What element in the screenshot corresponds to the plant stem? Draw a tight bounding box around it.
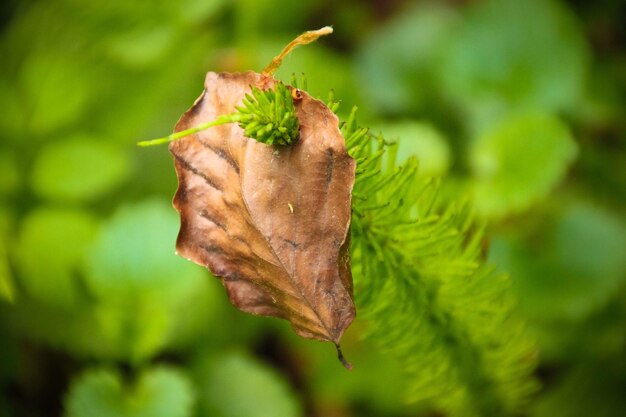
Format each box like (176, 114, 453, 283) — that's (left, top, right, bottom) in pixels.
(137, 114, 237, 147)
(262, 26, 333, 76)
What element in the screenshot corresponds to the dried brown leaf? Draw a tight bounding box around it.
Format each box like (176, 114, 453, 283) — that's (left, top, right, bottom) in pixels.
(169, 71, 356, 355)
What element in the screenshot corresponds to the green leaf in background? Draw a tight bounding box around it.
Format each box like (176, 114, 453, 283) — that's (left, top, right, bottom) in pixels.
(85, 199, 204, 299)
(491, 203, 626, 323)
(0, 150, 20, 198)
(64, 366, 195, 417)
(470, 112, 577, 218)
(0, 203, 14, 303)
(14, 208, 99, 308)
(8, 203, 219, 362)
(9, 300, 120, 359)
(1, 1, 101, 139)
(552, 204, 626, 288)
(193, 351, 303, 417)
(30, 135, 131, 202)
(104, 26, 176, 69)
(0, 240, 15, 303)
(0, 206, 14, 238)
(19, 51, 94, 136)
(0, 78, 26, 137)
(298, 333, 416, 416)
(440, 0, 589, 114)
(174, 0, 228, 25)
(84, 200, 210, 362)
(8, 284, 216, 362)
(93, 297, 171, 363)
(532, 297, 626, 363)
(531, 363, 626, 417)
(375, 121, 451, 178)
(233, 0, 320, 46)
(356, 2, 458, 114)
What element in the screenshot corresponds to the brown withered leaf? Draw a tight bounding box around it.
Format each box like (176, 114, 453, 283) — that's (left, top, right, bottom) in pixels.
(169, 71, 356, 358)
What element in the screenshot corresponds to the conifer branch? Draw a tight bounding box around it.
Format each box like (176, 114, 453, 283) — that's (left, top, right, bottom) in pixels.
(338, 105, 539, 416)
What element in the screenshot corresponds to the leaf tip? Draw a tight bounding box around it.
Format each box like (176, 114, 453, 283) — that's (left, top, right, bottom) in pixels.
(335, 343, 353, 371)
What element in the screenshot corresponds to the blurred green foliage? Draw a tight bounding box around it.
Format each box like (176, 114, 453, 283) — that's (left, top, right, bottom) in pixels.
(192, 351, 303, 417)
(470, 112, 577, 218)
(1, 0, 625, 416)
(65, 366, 195, 417)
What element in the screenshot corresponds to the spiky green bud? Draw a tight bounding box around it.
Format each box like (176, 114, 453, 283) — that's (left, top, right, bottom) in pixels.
(235, 83, 299, 146)
(137, 82, 299, 148)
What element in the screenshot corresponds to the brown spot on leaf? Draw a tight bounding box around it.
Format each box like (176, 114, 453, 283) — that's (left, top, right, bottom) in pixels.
(169, 71, 356, 347)
(326, 148, 334, 184)
(292, 88, 303, 101)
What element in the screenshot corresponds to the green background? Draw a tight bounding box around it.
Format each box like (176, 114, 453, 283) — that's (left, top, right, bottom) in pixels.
(1, 0, 625, 416)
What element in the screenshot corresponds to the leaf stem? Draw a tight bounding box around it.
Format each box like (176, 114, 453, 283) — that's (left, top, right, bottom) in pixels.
(335, 343, 353, 371)
(137, 114, 237, 147)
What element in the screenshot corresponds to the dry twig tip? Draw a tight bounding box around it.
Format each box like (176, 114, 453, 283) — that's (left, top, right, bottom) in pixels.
(262, 26, 334, 75)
